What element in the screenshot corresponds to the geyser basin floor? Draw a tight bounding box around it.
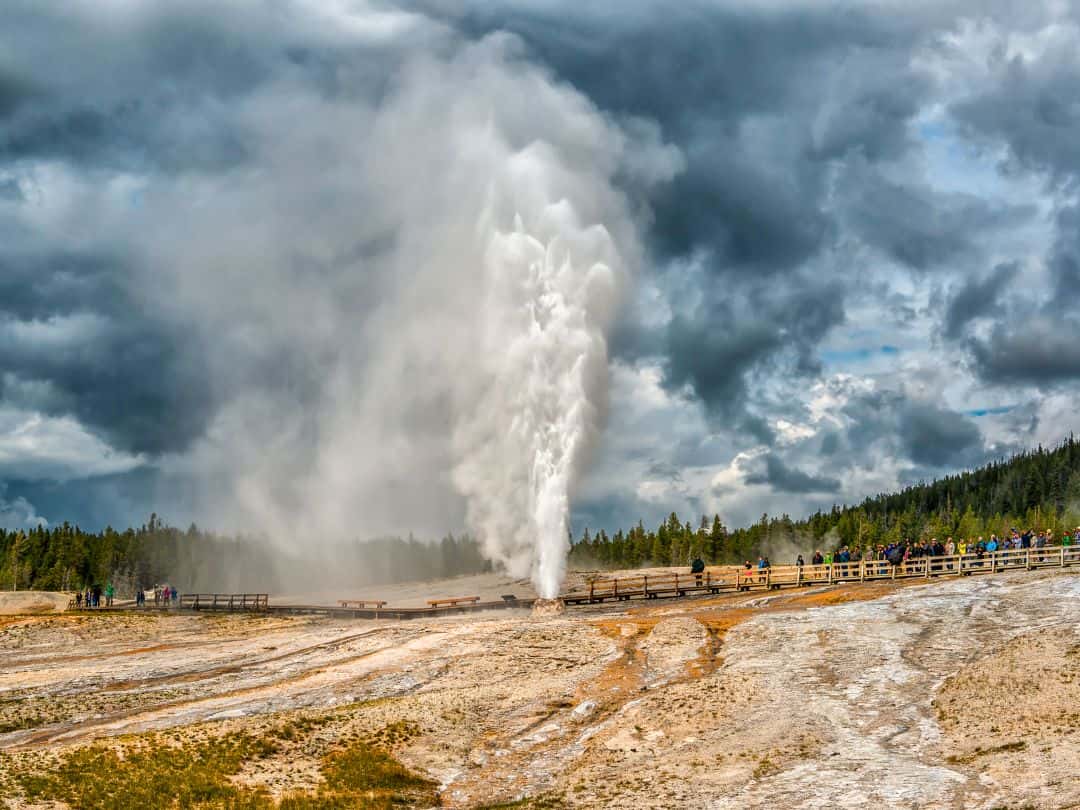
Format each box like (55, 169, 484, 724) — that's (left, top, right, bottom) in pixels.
(1, 569, 1078, 809)
(531, 598, 566, 617)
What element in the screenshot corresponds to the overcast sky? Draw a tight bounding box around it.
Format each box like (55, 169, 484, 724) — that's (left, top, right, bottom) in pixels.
(3, 0, 1080, 536)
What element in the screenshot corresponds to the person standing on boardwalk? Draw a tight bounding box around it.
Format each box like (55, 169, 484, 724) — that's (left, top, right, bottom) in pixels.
(105, 583, 114, 607)
(691, 555, 705, 585)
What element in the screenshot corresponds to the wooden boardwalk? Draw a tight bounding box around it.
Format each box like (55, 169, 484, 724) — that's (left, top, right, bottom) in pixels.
(67, 545, 1079, 619)
(73, 594, 532, 620)
(562, 545, 1080, 604)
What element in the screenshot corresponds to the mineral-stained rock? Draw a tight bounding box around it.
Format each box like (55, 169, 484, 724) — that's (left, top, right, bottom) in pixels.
(531, 598, 566, 617)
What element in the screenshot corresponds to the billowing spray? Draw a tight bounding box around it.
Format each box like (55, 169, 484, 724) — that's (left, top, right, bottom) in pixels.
(454, 205, 619, 598)
(143, 33, 682, 598)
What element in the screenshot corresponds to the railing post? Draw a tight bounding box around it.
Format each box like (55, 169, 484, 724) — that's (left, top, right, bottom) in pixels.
(1026, 549, 1033, 570)
(643, 575, 648, 597)
(859, 561, 864, 582)
(828, 565, 833, 585)
(589, 580, 594, 601)
(766, 568, 771, 588)
(613, 578, 618, 598)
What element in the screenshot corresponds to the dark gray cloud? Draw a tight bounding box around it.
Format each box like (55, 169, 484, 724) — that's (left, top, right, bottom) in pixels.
(659, 277, 845, 435)
(445, 3, 932, 277)
(0, 2, 433, 175)
(952, 45, 1080, 182)
(969, 325, 1080, 384)
(951, 37, 1080, 383)
(1, 468, 175, 532)
(664, 314, 782, 419)
(898, 401, 984, 467)
(0, 70, 37, 119)
(959, 198, 1080, 388)
(0, 248, 217, 454)
(840, 170, 1032, 271)
(746, 454, 841, 494)
(943, 262, 1019, 339)
(1049, 205, 1080, 306)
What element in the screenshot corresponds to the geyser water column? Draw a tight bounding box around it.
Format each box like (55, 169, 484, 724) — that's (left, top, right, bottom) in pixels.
(452, 200, 620, 601)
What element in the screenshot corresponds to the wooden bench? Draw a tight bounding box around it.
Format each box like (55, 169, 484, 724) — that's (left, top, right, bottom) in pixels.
(426, 596, 480, 608)
(338, 599, 387, 609)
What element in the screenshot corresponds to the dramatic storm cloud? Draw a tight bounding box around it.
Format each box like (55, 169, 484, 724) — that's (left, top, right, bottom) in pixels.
(3, 0, 1080, 554)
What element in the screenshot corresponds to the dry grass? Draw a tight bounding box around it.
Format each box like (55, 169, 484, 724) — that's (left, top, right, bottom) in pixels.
(17, 732, 279, 809)
(10, 717, 439, 810)
(279, 736, 438, 809)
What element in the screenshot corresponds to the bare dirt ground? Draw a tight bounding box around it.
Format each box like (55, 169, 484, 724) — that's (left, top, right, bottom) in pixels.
(0, 592, 71, 616)
(1, 568, 1078, 808)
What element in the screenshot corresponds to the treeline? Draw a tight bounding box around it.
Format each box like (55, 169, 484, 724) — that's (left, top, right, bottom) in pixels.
(0, 513, 490, 595)
(569, 436, 1080, 569)
(6, 437, 1080, 591)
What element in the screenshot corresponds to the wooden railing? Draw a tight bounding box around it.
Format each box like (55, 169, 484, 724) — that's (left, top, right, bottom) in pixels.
(180, 593, 269, 611)
(564, 545, 1080, 604)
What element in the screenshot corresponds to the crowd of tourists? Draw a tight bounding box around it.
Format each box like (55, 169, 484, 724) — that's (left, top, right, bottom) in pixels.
(73, 583, 113, 608)
(73, 583, 179, 608)
(784, 526, 1080, 575)
(719, 526, 1080, 582)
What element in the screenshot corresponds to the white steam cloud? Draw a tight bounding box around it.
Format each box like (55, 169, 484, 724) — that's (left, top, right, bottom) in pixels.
(118, 27, 681, 596)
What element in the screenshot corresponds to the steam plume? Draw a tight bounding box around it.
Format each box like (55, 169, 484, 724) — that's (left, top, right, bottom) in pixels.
(139, 31, 680, 596)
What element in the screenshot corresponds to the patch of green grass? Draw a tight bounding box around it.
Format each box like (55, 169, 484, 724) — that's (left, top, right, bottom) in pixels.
(323, 738, 436, 796)
(277, 737, 437, 809)
(17, 732, 279, 810)
(15, 716, 439, 810)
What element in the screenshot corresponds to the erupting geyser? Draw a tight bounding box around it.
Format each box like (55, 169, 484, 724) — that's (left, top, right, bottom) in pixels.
(452, 202, 621, 600)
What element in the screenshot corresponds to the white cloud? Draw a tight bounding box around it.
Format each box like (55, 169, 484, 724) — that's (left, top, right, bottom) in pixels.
(0, 407, 145, 481)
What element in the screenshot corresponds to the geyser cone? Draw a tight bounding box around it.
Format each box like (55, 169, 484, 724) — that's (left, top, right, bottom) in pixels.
(531, 597, 566, 618)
